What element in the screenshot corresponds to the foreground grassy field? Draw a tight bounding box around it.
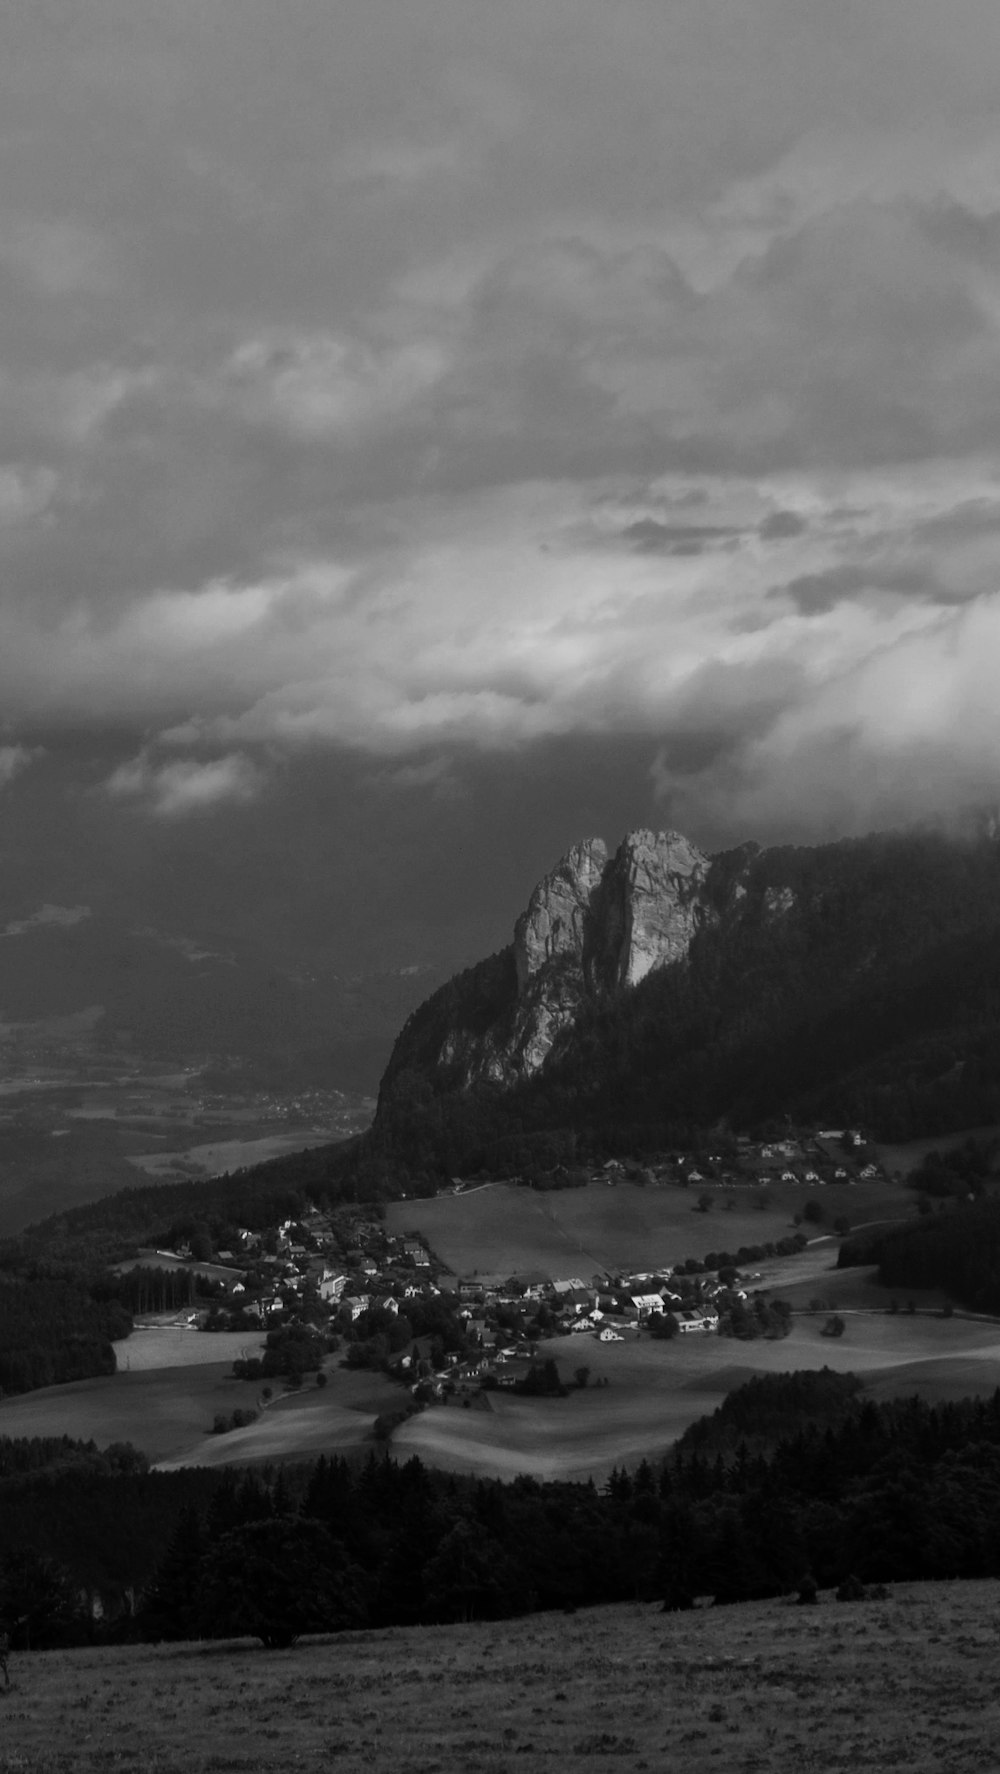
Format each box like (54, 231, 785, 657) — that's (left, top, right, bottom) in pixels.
(3, 1581, 1000, 1773)
(387, 1177, 915, 1278)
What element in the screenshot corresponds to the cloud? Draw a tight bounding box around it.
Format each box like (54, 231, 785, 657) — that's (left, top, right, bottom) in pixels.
(376, 755, 466, 799)
(106, 750, 264, 817)
(138, 927, 235, 964)
(1, 903, 91, 938)
(620, 519, 742, 555)
(0, 745, 40, 789)
(221, 331, 450, 440)
(651, 590, 1000, 842)
(4, 5, 1000, 851)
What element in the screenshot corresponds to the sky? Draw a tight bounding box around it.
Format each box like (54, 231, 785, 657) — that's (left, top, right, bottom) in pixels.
(3, 0, 1000, 993)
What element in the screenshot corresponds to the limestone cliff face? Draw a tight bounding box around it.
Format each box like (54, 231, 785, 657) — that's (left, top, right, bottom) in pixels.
(379, 828, 714, 1100)
(513, 838, 608, 993)
(595, 829, 711, 989)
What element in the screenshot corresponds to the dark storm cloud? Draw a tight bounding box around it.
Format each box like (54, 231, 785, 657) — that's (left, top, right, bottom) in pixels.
(1, 1, 1000, 847)
(620, 519, 744, 555)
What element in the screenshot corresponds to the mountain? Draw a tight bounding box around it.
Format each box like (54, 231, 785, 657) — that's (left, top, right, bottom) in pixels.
(379, 830, 715, 1093)
(371, 824, 1000, 1175)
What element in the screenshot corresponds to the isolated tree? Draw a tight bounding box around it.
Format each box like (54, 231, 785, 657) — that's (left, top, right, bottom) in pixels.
(423, 1521, 525, 1623)
(200, 1515, 367, 1648)
(0, 1548, 82, 1649)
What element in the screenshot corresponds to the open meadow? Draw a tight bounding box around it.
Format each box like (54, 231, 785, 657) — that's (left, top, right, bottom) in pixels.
(3, 1581, 1000, 1773)
(386, 1176, 916, 1279)
(0, 1354, 400, 1469)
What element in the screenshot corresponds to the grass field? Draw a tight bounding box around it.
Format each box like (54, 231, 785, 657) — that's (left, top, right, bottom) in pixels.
(386, 1177, 916, 1278)
(0, 1358, 400, 1469)
(392, 1304, 1000, 1481)
(113, 1328, 265, 1371)
(3, 1581, 1000, 1773)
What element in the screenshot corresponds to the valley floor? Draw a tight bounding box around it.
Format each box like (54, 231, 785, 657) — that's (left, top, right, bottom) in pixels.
(3, 1250, 1000, 1475)
(2, 1581, 1000, 1773)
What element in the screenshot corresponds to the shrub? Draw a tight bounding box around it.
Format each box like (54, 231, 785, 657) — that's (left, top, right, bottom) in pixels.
(836, 1573, 868, 1603)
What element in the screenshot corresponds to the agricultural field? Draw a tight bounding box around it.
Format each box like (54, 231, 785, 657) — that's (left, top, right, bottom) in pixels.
(3, 1581, 1000, 1773)
(0, 1355, 400, 1469)
(392, 1306, 1000, 1481)
(386, 1175, 916, 1279)
(126, 1128, 339, 1180)
(113, 1327, 266, 1371)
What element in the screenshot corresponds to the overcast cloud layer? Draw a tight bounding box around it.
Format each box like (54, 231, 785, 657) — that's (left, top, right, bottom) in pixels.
(4, 0, 1000, 862)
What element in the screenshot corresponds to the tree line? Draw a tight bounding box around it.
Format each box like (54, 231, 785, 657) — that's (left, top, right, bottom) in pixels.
(840, 1188, 1000, 1313)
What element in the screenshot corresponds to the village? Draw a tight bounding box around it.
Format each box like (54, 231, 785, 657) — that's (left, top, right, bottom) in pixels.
(125, 1124, 885, 1405)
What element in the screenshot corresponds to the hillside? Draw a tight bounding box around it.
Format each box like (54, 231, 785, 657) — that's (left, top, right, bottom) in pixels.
(368, 826, 1000, 1183)
(3, 1583, 1000, 1773)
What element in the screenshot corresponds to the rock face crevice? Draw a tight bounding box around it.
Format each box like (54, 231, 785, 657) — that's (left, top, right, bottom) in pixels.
(380, 828, 715, 1098)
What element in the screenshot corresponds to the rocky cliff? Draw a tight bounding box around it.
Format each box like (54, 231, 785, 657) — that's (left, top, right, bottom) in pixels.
(343, 820, 1000, 1184)
(379, 828, 717, 1100)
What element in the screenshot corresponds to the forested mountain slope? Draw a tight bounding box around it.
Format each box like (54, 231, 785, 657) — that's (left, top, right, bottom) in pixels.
(366, 827, 1000, 1182)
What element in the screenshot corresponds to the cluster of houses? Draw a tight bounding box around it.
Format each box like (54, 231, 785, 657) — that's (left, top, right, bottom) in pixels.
(451, 1269, 724, 1339)
(158, 1200, 747, 1407)
(149, 1126, 885, 1402)
(656, 1128, 885, 1190)
(165, 1211, 436, 1328)
(388, 1265, 735, 1399)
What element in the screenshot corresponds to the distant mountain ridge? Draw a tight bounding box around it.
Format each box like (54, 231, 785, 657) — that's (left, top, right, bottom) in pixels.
(374, 824, 1000, 1161)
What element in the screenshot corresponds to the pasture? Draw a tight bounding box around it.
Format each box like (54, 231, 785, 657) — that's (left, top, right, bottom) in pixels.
(386, 1175, 915, 1278)
(393, 1308, 1000, 1481)
(3, 1582, 1000, 1773)
(0, 1357, 400, 1469)
(113, 1327, 266, 1371)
